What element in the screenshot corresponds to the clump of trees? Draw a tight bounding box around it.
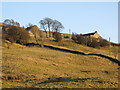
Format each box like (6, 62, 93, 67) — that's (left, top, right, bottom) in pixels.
(2, 17, 64, 47)
(2, 19, 29, 44)
(39, 17, 53, 37)
(39, 17, 64, 42)
(72, 33, 109, 48)
(2, 18, 110, 48)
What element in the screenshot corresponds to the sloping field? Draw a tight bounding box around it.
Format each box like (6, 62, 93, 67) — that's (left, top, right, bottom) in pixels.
(2, 43, 118, 88)
(43, 40, 119, 59)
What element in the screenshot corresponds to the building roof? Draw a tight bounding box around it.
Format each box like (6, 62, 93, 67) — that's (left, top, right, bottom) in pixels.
(82, 31, 97, 36)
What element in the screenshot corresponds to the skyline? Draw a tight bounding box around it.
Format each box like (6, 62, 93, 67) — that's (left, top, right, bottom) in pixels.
(1, 2, 118, 43)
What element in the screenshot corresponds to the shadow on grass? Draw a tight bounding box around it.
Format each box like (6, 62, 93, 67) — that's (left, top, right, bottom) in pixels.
(37, 77, 99, 84)
(44, 44, 85, 55)
(87, 53, 120, 65)
(24, 43, 39, 47)
(44, 44, 120, 65)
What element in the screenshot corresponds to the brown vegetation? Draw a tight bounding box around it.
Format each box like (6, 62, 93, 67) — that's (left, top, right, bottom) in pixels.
(53, 32, 62, 42)
(72, 33, 109, 48)
(2, 25, 29, 44)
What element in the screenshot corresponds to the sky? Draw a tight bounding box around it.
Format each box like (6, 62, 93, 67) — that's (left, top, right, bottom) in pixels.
(1, 2, 118, 43)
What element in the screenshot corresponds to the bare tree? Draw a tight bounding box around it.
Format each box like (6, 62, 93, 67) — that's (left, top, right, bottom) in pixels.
(39, 17, 64, 38)
(11, 19, 15, 25)
(51, 20, 64, 42)
(15, 22, 20, 26)
(39, 20, 48, 38)
(39, 17, 54, 37)
(52, 20, 64, 33)
(4, 19, 11, 25)
(44, 17, 53, 37)
(4, 19, 20, 26)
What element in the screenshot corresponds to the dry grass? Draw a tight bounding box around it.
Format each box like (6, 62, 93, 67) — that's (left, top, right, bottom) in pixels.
(43, 39, 119, 59)
(2, 42, 118, 88)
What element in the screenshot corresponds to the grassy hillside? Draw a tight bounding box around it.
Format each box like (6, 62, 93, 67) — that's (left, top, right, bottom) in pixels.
(41, 39, 119, 60)
(2, 42, 118, 88)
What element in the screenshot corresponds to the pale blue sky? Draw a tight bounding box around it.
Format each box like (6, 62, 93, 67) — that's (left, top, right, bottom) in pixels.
(2, 2, 118, 43)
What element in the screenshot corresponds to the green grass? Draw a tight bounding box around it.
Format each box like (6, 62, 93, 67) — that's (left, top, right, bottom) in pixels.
(2, 43, 118, 88)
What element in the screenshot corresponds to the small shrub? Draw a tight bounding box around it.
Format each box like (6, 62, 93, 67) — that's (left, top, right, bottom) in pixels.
(90, 38, 100, 48)
(76, 34, 86, 45)
(53, 32, 62, 42)
(99, 39, 109, 47)
(64, 36, 69, 38)
(71, 33, 77, 42)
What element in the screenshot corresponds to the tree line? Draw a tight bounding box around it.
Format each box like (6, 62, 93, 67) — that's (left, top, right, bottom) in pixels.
(72, 33, 109, 48)
(39, 17, 64, 39)
(2, 18, 110, 48)
(2, 17, 64, 46)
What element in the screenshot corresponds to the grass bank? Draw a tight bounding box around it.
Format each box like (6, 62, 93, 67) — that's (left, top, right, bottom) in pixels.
(2, 43, 118, 88)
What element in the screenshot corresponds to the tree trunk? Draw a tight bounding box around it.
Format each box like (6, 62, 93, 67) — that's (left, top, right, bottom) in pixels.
(48, 25, 51, 37)
(45, 31, 48, 38)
